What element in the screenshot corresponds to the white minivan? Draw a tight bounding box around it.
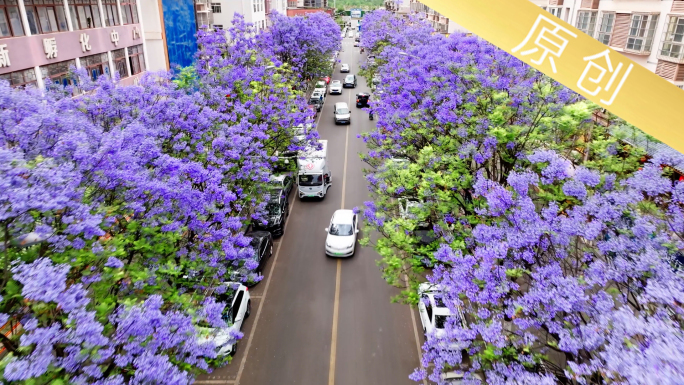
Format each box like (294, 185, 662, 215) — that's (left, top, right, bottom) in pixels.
(333, 102, 351, 125)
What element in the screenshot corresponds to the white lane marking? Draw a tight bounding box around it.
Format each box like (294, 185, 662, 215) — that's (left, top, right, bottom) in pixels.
(234, 196, 297, 385)
(328, 35, 353, 385)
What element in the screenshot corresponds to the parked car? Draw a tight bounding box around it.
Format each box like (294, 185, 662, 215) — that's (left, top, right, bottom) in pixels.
(309, 90, 325, 111)
(253, 191, 289, 237)
(324, 209, 359, 257)
(329, 80, 343, 94)
(268, 173, 295, 196)
(417, 283, 466, 339)
(314, 80, 327, 95)
(343, 74, 357, 88)
(372, 76, 381, 86)
(354, 42, 359, 47)
(199, 282, 251, 356)
(231, 231, 274, 286)
(356, 92, 370, 108)
(320, 76, 331, 84)
(347, 31, 354, 38)
(340, 63, 350, 73)
(333, 102, 351, 125)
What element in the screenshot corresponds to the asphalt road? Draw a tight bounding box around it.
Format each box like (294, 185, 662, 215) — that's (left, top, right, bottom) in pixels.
(196, 25, 424, 385)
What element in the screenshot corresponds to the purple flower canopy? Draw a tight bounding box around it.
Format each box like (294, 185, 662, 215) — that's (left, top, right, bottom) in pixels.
(0, 11, 341, 384)
(359, 10, 684, 384)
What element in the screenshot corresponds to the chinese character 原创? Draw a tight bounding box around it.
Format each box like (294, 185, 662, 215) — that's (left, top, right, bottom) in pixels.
(512, 14, 577, 73)
(577, 49, 634, 106)
(43, 38, 58, 59)
(80, 33, 91, 52)
(111, 30, 120, 46)
(0, 44, 10, 68)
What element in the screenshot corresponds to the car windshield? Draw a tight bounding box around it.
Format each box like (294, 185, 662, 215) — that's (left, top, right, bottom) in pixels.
(435, 315, 451, 329)
(329, 223, 353, 236)
(345, 76, 354, 82)
(336, 108, 349, 114)
(316, 81, 326, 88)
(332, 81, 341, 85)
(266, 201, 281, 215)
(299, 174, 322, 186)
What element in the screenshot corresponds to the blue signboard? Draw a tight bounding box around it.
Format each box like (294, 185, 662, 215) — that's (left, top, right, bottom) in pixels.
(350, 8, 362, 18)
(162, 0, 198, 68)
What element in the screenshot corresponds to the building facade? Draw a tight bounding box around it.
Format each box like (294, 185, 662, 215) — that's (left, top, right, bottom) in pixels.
(0, 0, 148, 89)
(210, 0, 289, 32)
(530, 0, 684, 89)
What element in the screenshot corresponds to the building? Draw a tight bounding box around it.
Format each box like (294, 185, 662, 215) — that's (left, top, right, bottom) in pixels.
(0, 0, 148, 89)
(286, 0, 330, 17)
(210, 0, 289, 32)
(530, 0, 684, 89)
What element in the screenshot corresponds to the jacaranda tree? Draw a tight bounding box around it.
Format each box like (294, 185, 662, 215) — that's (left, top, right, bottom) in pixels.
(0, 12, 338, 384)
(358, 11, 682, 384)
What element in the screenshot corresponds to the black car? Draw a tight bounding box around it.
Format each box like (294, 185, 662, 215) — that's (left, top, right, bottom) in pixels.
(356, 93, 370, 108)
(253, 191, 289, 237)
(234, 231, 274, 287)
(343, 74, 357, 88)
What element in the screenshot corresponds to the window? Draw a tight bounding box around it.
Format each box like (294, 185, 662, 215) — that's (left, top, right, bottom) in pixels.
(299, 174, 322, 186)
(24, 0, 69, 35)
(120, 0, 138, 25)
(211, 2, 221, 13)
(40, 59, 76, 87)
(69, 0, 102, 30)
(627, 14, 659, 52)
(127, 44, 145, 75)
(0, 0, 25, 37)
(597, 13, 615, 45)
(213, 24, 223, 31)
(112, 48, 128, 78)
(547, 7, 562, 19)
(660, 16, 684, 60)
(0, 68, 38, 88)
(576, 10, 598, 37)
(102, 0, 119, 26)
(81, 52, 110, 80)
(231, 291, 244, 323)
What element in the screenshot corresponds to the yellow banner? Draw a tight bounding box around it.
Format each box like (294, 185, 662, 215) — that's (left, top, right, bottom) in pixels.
(420, 0, 684, 154)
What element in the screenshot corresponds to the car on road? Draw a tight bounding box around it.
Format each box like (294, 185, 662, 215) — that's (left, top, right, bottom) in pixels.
(333, 102, 351, 125)
(253, 191, 289, 237)
(320, 76, 331, 84)
(417, 283, 466, 339)
(329, 80, 343, 94)
(347, 31, 354, 38)
(291, 123, 316, 147)
(340, 63, 350, 73)
(314, 80, 327, 95)
(268, 173, 295, 196)
(343, 74, 357, 88)
(325, 209, 359, 257)
(355, 34, 360, 42)
(356, 92, 370, 108)
(309, 90, 325, 111)
(354, 42, 359, 47)
(199, 282, 251, 356)
(232, 231, 274, 286)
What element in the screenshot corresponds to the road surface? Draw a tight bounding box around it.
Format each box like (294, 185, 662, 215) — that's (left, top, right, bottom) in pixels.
(196, 24, 425, 385)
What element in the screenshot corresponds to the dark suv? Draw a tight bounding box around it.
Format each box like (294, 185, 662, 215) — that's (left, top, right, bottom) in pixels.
(343, 74, 357, 88)
(233, 231, 273, 287)
(253, 191, 289, 237)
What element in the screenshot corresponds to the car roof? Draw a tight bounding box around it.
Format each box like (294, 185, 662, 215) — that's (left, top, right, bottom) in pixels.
(332, 209, 354, 223)
(331, 80, 342, 83)
(335, 102, 349, 108)
(345, 74, 354, 78)
(269, 174, 286, 182)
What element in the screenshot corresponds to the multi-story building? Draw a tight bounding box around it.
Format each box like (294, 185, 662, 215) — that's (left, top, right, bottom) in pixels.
(210, 0, 269, 32)
(529, 0, 684, 88)
(0, 0, 148, 89)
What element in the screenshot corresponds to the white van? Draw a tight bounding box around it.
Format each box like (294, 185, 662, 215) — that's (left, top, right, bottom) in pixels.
(334, 102, 351, 125)
(297, 140, 331, 199)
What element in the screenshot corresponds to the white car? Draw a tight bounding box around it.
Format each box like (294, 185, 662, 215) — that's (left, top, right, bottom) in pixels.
(324, 209, 359, 257)
(347, 31, 354, 38)
(292, 123, 315, 144)
(329, 80, 343, 94)
(200, 282, 251, 356)
(314, 80, 327, 95)
(417, 283, 465, 340)
(340, 63, 350, 73)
